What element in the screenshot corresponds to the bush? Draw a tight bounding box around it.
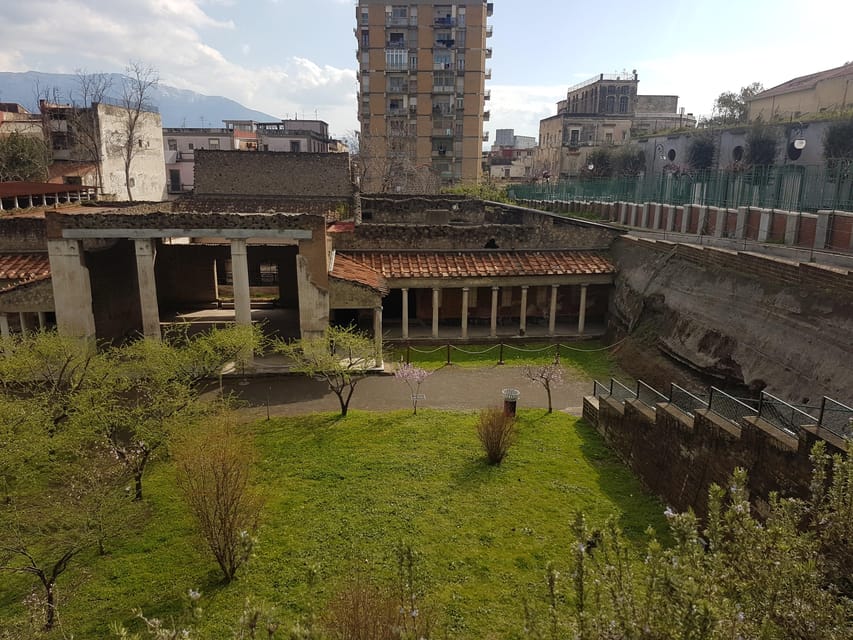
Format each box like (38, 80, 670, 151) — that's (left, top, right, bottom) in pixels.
(476, 407, 516, 465)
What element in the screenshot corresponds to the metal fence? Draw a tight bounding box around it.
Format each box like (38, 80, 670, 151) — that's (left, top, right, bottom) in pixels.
(759, 392, 818, 437)
(593, 380, 611, 398)
(669, 383, 709, 417)
(509, 163, 853, 213)
(817, 396, 853, 440)
(707, 387, 758, 425)
(610, 378, 637, 402)
(637, 380, 667, 409)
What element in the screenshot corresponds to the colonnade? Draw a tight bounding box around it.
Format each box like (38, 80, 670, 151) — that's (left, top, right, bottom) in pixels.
(398, 283, 589, 339)
(0, 311, 48, 337)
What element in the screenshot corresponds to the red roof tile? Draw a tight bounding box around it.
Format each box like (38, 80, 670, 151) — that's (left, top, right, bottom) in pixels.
(0, 182, 96, 198)
(0, 253, 50, 280)
(330, 253, 388, 294)
(0, 272, 51, 294)
(340, 251, 614, 279)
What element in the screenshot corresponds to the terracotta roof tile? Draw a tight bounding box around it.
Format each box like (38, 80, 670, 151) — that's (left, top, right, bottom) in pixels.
(0, 253, 50, 280)
(340, 251, 614, 279)
(0, 272, 52, 294)
(330, 253, 388, 294)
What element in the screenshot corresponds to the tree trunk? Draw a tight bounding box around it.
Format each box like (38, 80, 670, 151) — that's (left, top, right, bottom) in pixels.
(546, 384, 553, 413)
(134, 470, 143, 501)
(44, 581, 55, 631)
(124, 160, 133, 202)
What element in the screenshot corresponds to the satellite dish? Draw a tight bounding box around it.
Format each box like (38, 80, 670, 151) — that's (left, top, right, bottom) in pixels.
(793, 139, 807, 150)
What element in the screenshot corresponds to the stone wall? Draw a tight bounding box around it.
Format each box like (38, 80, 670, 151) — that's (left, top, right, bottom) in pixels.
(611, 236, 853, 402)
(173, 196, 351, 219)
(86, 240, 142, 341)
(0, 217, 47, 251)
(193, 150, 353, 198)
(584, 395, 843, 519)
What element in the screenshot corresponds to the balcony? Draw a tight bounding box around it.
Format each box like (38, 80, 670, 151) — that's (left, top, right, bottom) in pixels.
(487, 3, 494, 17)
(435, 38, 456, 48)
(482, 132, 489, 142)
(485, 68, 492, 80)
(484, 90, 491, 100)
(433, 16, 457, 27)
(483, 110, 490, 121)
(433, 85, 455, 94)
(485, 47, 492, 59)
(486, 25, 493, 38)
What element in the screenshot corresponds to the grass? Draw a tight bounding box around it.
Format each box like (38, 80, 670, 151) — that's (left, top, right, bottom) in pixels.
(0, 410, 665, 639)
(390, 339, 619, 381)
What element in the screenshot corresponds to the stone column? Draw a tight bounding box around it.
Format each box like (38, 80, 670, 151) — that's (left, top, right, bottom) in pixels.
(757, 209, 772, 242)
(47, 239, 96, 342)
(373, 306, 383, 361)
(490, 286, 499, 338)
(548, 284, 559, 336)
(134, 239, 161, 340)
(461, 287, 469, 339)
(652, 203, 662, 230)
(519, 286, 529, 335)
(230, 239, 252, 327)
(13, 196, 20, 209)
(680, 205, 691, 233)
(401, 287, 409, 340)
(640, 203, 650, 228)
(19, 313, 28, 334)
(37, 312, 46, 330)
(0, 313, 9, 338)
(785, 213, 799, 245)
(713, 207, 725, 237)
(696, 206, 708, 236)
(735, 207, 748, 239)
(431, 288, 440, 339)
(578, 284, 588, 335)
(41, 194, 47, 206)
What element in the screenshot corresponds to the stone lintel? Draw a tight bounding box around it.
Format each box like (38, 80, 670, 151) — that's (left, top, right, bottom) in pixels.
(62, 229, 313, 240)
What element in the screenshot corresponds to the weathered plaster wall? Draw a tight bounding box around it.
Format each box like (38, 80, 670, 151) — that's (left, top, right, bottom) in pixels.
(0, 217, 47, 251)
(611, 236, 853, 403)
(86, 240, 143, 341)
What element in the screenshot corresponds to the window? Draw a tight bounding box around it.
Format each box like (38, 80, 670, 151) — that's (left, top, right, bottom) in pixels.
(606, 95, 615, 113)
(361, 30, 369, 47)
(386, 49, 407, 70)
(434, 52, 451, 69)
(619, 96, 629, 113)
(605, 132, 613, 144)
(388, 32, 405, 47)
(360, 9, 368, 24)
(391, 6, 407, 19)
(167, 138, 177, 151)
(569, 129, 579, 146)
(388, 75, 405, 92)
(208, 138, 220, 150)
(434, 70, 454, 90)
(188, 143, 194, 150)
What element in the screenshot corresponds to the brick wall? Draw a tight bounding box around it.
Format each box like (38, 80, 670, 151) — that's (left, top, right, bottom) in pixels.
(193, 150, 353, 198)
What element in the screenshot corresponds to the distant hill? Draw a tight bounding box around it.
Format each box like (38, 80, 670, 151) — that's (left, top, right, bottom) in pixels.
(0, 71, 279, 127)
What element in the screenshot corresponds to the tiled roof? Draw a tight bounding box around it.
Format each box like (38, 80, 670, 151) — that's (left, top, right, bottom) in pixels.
(0, 182, 96, 198)
(327, 221, 356, 233)
(752, 62, 853, 101)
(330, 253, 388, 294)
(340, 251, 614, 279)
(0, 272, 51, 294)
(0, 253, 50, 280)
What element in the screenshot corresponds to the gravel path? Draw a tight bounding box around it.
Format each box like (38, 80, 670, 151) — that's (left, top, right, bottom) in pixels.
(222, 365, 592, 418)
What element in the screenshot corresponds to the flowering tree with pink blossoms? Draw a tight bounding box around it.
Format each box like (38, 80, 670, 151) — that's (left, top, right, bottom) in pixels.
(522, 364, 564, 413)
(394, 363, 431, 415)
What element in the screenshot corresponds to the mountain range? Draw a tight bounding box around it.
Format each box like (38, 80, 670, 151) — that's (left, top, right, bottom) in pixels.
(0, 71, 279, 128)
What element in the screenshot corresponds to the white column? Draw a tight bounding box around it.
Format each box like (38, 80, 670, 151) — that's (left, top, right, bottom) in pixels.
(47, 239, 96, 342)
(578, 284, 588, 335)
(134, 239, 161, 340)
(13, 196, 20, 209)
(548, 284, 559, 336)
(37, 312, 46, 330)
(230, 239, 252, 327)
(490, 286, 499, 338)
(519, 286, 529, 335)
(19, 313, 27, 334)
(373, 306, 383, 362)
(41, 194, 47, 207)
(0, 313, 9, 338)
(401, 287, 409, 340)
(28, 195, 34, 208)
(431, 288, 440, 338)
(461, 287, 469, 339)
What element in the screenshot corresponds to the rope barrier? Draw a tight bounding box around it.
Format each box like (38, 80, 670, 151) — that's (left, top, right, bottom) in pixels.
(449, 344, 501, 355)
(407, 345, 447, 355)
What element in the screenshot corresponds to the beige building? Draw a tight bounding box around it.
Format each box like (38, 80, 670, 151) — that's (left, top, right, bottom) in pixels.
(748, 62, 853, 122)
(356, 0, 493, 191)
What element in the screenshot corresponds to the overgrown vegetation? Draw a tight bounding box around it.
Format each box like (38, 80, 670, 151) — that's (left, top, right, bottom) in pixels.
(475, 407, 516, 464)
(745, 123, 779, 167)
(441, 181, 510, 203)
(687, 134, 716, 171)
(823, 116, 853, 171)
(0, 131, 50, 183)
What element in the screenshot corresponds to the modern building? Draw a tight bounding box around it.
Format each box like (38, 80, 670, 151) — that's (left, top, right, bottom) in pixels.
(355, 0, 493, 191)
(163, 119, 335, 195)
(493, 128, 536, 150)
(747, 62, 853, 122)
(536, 71, 695, 178)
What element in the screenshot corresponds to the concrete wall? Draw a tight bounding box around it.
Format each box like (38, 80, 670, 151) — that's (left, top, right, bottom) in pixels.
(193, 151, 353, 198)
(610, 236, 853, 403)
(98, 104, 167, 202)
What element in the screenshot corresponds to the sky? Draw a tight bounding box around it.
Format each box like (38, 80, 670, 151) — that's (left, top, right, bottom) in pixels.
(1, 0, 851, 141)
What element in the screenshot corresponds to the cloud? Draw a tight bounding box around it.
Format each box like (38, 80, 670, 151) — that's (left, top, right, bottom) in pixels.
(0, 0, 358, 132)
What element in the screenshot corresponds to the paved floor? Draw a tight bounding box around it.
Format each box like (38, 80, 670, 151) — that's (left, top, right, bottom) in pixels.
(220, 364, 593, 419)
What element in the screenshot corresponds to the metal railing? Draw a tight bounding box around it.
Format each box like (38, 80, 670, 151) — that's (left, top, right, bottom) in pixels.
(817, 396, 853, 440)
(708, 386, 758, 426)
(509, 163, 853, 214)
(759, 392, 818, 437)
(669, 383, 708, 417)
(593, 380, 610, 398)
(637, 380, 667, 409)
(610, 378, 637, 402)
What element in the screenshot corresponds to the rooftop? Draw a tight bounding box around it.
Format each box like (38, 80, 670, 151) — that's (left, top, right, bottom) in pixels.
(751, 62, 853, 101)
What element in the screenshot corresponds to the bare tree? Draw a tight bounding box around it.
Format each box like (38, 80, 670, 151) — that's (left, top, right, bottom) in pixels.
(69, 70, 112, 196)
(113, 61, 159, 201)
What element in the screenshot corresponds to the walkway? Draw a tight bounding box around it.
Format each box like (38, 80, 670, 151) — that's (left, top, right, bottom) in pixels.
(221, 364, 593, 419)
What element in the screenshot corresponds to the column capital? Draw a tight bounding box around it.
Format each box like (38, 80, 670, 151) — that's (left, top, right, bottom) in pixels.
(521, 285, 529, 290)
(551, 283, 560, 290)
(462, 287, 470, 292)
(491, 286, 500, 291)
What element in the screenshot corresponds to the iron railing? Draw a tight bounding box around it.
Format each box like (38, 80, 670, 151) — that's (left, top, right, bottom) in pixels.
(759, 392, 818, 437)
(707, 387, 758, 426)
(636, 380, 667, 409)
(593, 380, 610, 398)
(817, 396, 853, 440)
(509, 163, 853, 214)
(669, 383, 708, 417)
(610, 378, 637, 402)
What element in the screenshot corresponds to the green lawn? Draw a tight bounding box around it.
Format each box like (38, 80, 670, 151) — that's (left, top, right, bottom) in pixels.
(390, 340, 619, 381)
(1, 410, 665, 639)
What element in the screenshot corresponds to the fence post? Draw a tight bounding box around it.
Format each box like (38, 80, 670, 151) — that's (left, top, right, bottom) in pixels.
(554, 343, 560, 365)
(708, 387, 715, 412)
(446, 343, 451, 366)
(636, 380, 641, 399)
(406, 343, 411, 364)
(758, 392, 764, 419)
(498, 343, 504, 366)
(609, 378, 614, 395)
(818, 396, 826, 428)
(669, 383, 674, 402)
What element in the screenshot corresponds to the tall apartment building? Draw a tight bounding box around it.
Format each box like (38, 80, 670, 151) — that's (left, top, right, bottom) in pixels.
(356, 1, 493, 192)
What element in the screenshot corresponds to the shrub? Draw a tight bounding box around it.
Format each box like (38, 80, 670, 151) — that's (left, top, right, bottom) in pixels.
(173, 416, 263, 583)
(476, 407, 516, 465)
